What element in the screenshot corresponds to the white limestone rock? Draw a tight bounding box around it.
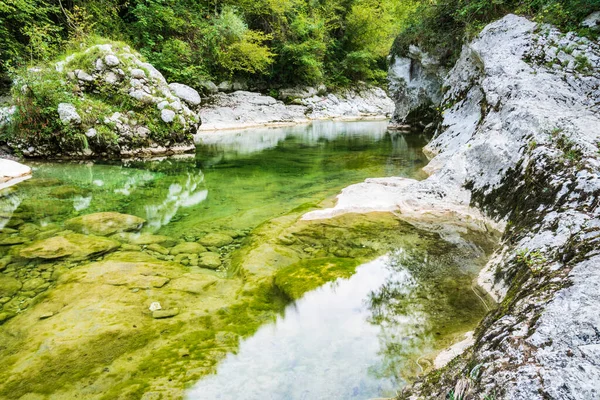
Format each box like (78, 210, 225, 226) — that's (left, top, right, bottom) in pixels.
(161, 109, 176, 123)
(168, 83, 201, 106)
(0, 159, 32, 190)
(104, 54, 120, 66)
(57, 103, 81, 124)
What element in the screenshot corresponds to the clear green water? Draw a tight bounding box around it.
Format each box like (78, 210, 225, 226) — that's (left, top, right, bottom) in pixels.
(0, 121, 493, 399)
(1, 121, 428, 236)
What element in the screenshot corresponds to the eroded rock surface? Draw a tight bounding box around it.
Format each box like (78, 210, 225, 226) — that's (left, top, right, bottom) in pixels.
(383, 14, 600, 399)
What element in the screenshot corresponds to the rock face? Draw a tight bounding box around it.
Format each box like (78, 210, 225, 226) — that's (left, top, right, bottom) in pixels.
(383, 14, 600, 399)
(198, 86, 394, 131)
(6, 42, 200, 158)
(388, 45, 445, 128)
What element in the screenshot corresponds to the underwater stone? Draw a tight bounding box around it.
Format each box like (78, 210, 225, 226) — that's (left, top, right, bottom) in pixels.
(20, 233, 120, 260)
(21, 277, 47, 292)
(170, 242, 206, 256)
(198, 252, 221, 270)
(0, 275, 21, 298)
(199, 233, 233, 248)
(152, 308, 179, 319)
(65, 212, 145, 236)
(147, 244, 169, 255)
(149, 302, 162, 312)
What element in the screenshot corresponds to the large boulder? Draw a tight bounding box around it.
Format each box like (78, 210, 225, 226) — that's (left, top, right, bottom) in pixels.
(6, 41, 201, 158)
(65, 212, 145, 236)
(169, 83, 201, 106)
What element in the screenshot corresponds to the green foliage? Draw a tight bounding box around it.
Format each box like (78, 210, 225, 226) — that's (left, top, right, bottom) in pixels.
(0, 0, 416, 88)
(392, 0, 600, 67)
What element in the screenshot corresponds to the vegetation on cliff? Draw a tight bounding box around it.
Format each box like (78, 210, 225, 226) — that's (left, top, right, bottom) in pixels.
(392, 0, 600, 66)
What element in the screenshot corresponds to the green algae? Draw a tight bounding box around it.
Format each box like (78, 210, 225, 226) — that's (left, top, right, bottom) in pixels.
(275, 257, 362, 300)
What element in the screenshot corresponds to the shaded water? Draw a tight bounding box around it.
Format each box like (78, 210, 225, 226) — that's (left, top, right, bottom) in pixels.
(0, 121, 492, 399)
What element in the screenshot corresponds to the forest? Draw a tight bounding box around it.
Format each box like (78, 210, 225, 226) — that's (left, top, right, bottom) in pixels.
(1, 0, 598, 88)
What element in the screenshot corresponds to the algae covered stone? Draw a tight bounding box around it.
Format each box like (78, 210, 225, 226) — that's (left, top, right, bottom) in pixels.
(170, 242, 206, 256)
(0, 275, 21, 297)
(198, 252, 222, 270)
(20, 233, 120, 260)
(65, 212, 145, 236)
(199, 233, 233, 248)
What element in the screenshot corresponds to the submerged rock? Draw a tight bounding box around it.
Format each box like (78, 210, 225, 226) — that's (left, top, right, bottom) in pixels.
(199, 233, 233, 248)
(65, 212, 145, 236)
(170, 242, 206, 256)
(151, 308, 179, 319)
(19, 233, 120, 260)
(198, 252, 222, 270)
(0, 275, 21, 298)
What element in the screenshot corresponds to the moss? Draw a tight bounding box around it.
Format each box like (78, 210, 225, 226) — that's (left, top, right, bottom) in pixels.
(0, 328, 157, 398)
(275, 257, 361, 300)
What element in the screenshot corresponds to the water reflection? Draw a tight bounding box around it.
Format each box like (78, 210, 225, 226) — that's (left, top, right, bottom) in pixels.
(188, 246, 486, 400)
(2, 121, 429, 237)
(196, 120, 398, 159)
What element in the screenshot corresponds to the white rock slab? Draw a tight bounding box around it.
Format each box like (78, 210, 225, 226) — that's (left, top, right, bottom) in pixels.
(0, 159, 32, 190)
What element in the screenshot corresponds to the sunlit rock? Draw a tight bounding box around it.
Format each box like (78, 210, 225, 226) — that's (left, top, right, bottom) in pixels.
(19, 233, 120, 260)
(199, 233, 233, 248)
(65, 212, 145, 236)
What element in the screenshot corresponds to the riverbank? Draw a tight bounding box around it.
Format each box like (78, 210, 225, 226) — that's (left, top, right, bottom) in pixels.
(382, 14, 600, 399)
(197, 86, 394, 132)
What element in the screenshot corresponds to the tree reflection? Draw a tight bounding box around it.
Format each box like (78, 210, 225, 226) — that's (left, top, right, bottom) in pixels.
(366, 246, 488, 383)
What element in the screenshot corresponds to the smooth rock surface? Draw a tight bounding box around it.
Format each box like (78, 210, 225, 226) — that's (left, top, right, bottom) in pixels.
(169, 83, 201, 106)
(0, 159, 32, 190)
(65, 212, 145, 236)
(197, 86, 394, 132)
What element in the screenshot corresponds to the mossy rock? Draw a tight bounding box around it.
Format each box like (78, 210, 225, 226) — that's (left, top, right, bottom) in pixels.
(18, 199, 73, 217)
(198, 252, 222, 270)
(199, 233, 234, 248)
(19, 233, 120, 260)
(111, 233, 176, 247)
(65, 212, 145, 236)
(0, 275, 22, 297)
(170, 242, 206, 256)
